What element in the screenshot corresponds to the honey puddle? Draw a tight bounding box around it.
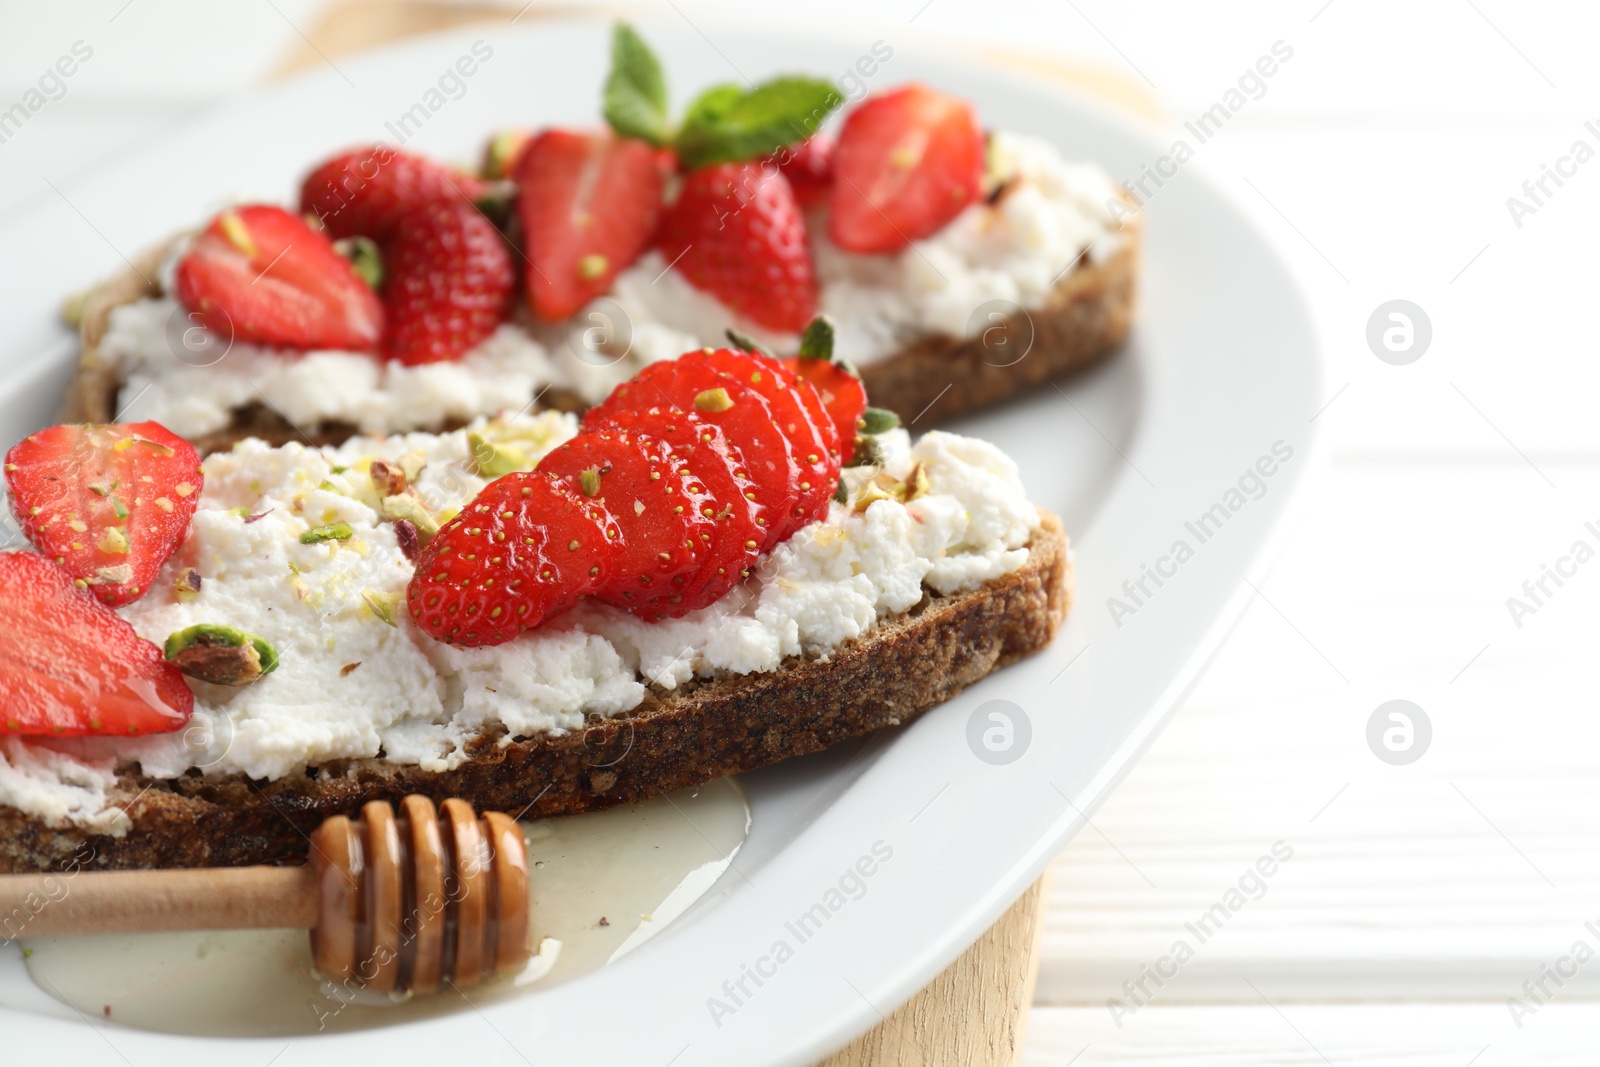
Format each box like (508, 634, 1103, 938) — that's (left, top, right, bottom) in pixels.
(6, 778, 749, 1036)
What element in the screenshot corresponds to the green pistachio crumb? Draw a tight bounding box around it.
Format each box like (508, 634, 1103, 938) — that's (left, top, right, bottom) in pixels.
(300, 522, 353, 545)
(163, 624, 279, 686)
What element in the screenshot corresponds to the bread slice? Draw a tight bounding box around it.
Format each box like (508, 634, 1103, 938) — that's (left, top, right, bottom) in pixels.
(60, 222, 1137, 452)
(0, 513, 1068, 874)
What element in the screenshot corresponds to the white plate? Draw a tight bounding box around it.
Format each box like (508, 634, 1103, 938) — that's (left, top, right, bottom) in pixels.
(0, 15, 1321, 1065)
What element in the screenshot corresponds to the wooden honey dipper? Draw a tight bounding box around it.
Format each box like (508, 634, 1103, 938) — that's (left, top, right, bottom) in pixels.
(0, 796, 530, 996)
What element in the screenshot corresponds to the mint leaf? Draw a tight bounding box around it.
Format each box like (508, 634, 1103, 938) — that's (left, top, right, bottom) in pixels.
(675, 76, 842, 168)
(603, 22, 670, 146)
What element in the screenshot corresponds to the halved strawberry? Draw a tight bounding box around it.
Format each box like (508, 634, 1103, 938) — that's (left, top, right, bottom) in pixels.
(655, 162, 817, 333)
(0, 552, 192, 736)
(406, 471, 621, 647)
(784, 356, 869, 465)
(537, 428, 712, 608)
(382, 201, 515, 365)
(300, 145, 487, 241)
(590, 408, 765, 617)
(828, 83, 984, 253)
(174, 205, 384, 351)
(515, 130, 671, 322)
(6, 422, 203, 607)
(773, 132, 834, 209)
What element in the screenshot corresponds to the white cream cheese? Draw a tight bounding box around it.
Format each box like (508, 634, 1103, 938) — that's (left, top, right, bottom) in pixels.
(0, 418, 1044, 827)
(105, 132, 1122, 433)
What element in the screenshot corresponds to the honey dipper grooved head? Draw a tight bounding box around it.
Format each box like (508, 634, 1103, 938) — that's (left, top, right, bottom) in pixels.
(308, 795, 531, 995)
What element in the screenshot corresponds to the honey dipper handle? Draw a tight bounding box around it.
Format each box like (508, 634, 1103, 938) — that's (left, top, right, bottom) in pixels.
(0, 865, 318, 940)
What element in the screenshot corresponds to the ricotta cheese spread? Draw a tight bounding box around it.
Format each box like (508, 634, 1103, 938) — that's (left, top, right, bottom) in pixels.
(0, 417, 1043, 829)
(104, 132, 1123, 436)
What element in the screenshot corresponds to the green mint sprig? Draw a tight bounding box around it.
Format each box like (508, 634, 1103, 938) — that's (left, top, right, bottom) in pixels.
(603, 22, 843, 169)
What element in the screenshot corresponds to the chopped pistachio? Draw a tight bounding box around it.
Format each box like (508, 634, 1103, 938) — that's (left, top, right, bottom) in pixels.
(94, 563, 134, 585)
(833, 479, 849, 505)
(467, 431, 531, 477)
(902, 461, 931, 503)
(174, 567, 203, 602)
(333, 235, 383, 290)
(361, 589, 402, 626)
(578, 467, 602, 497)
(379, 495, 439, 542)
(300, 522, 353, 545)
(852, 480, 894, 512)
(482, 128, 530, 179)
(368, 458, 408, 497)
(694, 387, 734, 413)
(394, 518, 422, 562)
(98, 527, 130, 554)
(164, 624, 279, 686)
(398, 452, 428, 484)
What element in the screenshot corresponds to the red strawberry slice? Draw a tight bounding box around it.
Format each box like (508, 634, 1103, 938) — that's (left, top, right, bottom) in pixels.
(0, 552, 192, 736)
(6, 422, 203, 608)
(699, 347, 835, 533)
(537, 428, 713, 609)
(784, 356, 869, 464)
(587, 356, 804, 548)
(174, 205, 384, 352)
(515, 130, 670, 322)
(655, 162, 817, 333)
(591, 408, 765, 617)
(773, 132, 834, 209)
(382, 201, 515, 365)
(300, 145, 487, 241)
(828, 83, 984, 253)
(406, 471, 620, 647)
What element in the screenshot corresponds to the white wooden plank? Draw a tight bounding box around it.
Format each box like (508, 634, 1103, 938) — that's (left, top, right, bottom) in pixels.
(1023, 1003, 1600, 1066)
(1039, 460, 1600, 1003)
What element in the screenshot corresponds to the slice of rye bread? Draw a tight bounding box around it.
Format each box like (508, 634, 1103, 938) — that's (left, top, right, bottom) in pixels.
(59, 220, 1138, 453)
(0, 512, 1069, 874)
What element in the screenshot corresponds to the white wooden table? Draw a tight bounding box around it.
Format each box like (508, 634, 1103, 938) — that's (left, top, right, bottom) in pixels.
(6, 2, 1599, 1061)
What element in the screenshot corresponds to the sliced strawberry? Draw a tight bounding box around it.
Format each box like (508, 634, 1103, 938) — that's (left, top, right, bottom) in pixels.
(0, 552, 192, 736)
(784, 356, 869, 465)
(6, 422, 203, 608)
(175, 205, 383, 352)
(700, 347, 835, 532)
(655, 162, 817, 333)
(537, 428, 712, 609)
(406, 472, 620, 647)
(773, 132, 834, 209)
(382, 201, 515, 365)
(515, 130, 670, 322)
(586, 355, 803, 548)
(300, 145, 487, 241)
(828, 83, 984, 253)
(591, 408, 765, 616)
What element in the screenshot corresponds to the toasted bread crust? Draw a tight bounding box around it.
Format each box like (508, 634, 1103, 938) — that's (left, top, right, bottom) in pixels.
(0, 513, 1069, 873)
(857, 226, 1138, 423)
(65, 221, 1137, 450)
